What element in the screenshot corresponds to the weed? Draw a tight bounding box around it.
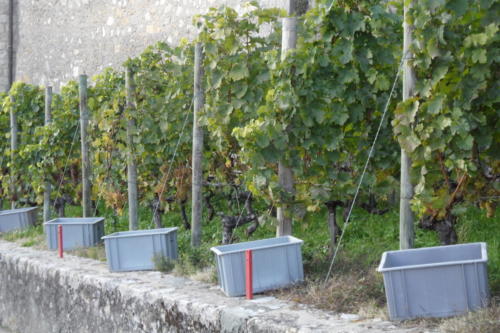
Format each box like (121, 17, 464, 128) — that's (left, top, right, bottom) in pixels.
(68, 245, 106, 262)
(0, 225, 43, 242)
(153, 254, 176, 273)
(0, 225, 45, 248)
(439, 297, 500, 333)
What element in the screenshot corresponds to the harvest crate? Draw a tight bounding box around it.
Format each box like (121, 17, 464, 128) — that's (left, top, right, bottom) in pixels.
(211, 236, 304, 297)
(44, 217, 105, 250)
(102, 227, 178, 272)
(378, 242, 490, 320)
(0, 207, 38, 233)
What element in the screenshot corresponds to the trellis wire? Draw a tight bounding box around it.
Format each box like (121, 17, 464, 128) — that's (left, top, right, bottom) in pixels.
(51, 122, 80, 214)
(324, 52, 407, 283)
(149, 98, 193, 228)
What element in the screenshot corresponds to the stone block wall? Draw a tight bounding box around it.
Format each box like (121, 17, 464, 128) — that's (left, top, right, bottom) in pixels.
(0, 240, 415, 333)
(0, 0, 9, 92)
(0, 0, 289, 91)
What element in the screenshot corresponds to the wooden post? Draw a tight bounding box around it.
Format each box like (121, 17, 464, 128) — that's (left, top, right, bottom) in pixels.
(400, 1, 415, 250)
(286, 0, 297, 16)
(276, 13, 297, 237)
(43, 86, 53, 222)
(9, 95, 17, 209)
(125, 67, 138, 230)
(79, 74, 92, 217)
(191, 43, 204, 248)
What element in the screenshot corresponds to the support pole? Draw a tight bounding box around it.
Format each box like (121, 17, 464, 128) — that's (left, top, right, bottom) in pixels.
(400, 1, 415, 250)
(276, 12, 297, 237)
(9, 95, 17, 209)
(191, 43, 204, 248)
(43, 86, 53, 222)
(125, 67, 138, 230)
(79, 74, 92, 217)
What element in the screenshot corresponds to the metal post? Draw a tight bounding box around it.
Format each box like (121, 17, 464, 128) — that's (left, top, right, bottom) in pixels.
(58, 225, 63, 258)
(245, 249, 253, 300)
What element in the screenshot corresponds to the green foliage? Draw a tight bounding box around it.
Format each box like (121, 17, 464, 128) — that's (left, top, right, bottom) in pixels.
(0, 2, 497, 293)
(456, 206, 500, 295)
(131, 41, 194, 208)
(233, 1, 402, 217)
(392, 0, 499, 219)
(1, 83, 44, 204)
(195, 3, 283, 188)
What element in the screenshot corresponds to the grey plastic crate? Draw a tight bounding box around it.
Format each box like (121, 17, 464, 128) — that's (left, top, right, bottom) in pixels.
(211, 236, 304, 297)
(0, 207, 38, 233)
(102, 227, 178, 272)
(44, 217, 105, 250)
(378, 242, 490, 320)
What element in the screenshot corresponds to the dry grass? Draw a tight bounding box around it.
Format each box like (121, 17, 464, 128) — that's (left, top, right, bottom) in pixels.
(270, 264, 387, 315)
(438, 297, 500, 333)
(271, 258, 499, 333)
(187, 266, 218, 284)
(68, 244, 107, 262)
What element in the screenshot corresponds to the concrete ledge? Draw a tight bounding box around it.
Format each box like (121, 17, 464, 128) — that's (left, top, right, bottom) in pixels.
(0, 240, 422, 333)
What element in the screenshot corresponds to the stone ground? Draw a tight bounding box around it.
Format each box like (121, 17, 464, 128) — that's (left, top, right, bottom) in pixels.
(0, 240, 439, 333)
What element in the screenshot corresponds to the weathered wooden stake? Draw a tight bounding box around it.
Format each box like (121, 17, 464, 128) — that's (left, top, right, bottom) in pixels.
(276, 14, 297, 237)
(9, 95, 17, 209)
(43, 86, 53, 222)
(191, 43, 204, 248)
(79, 74, 92, 217)
(400, 1, 415, 249)
(125, 67, 138, 230)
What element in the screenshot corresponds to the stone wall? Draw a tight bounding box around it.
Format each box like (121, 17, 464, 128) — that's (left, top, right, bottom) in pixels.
(0, 0, 9, 92)
(0, 0, 288, 91)
(0, 240, 419, 333)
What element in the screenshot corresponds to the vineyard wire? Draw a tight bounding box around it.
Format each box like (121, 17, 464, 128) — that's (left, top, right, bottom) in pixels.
(149, 98, 193, 228)
(51, 122, 80, 214)
(92, 123, 121, 218)
(228, 188, 253, 244)
(324, 51, 408, 283)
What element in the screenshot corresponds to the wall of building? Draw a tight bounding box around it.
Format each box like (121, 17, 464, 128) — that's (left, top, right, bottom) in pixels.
(0, 0, 9, 92)
(0, 0, 289, 91)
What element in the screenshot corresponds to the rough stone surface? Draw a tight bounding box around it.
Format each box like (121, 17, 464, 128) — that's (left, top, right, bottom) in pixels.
(0, 240, 433, 333)
(0, 0, 287, 91)
(0, 0, 8, 92)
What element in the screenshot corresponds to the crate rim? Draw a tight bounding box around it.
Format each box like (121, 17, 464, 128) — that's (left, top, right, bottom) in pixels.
(101, 227, 178, 240)
(210, 235, 303, 256)
(44, 217, 105, 225)
(0, 207, 38, 216)
(377, 242, 488, 273)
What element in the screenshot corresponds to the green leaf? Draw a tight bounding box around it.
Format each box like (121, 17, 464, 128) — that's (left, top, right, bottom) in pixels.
(471, 49, 487, 64)
(229, 63, 249, 81)
(427, 95, 444, 115)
